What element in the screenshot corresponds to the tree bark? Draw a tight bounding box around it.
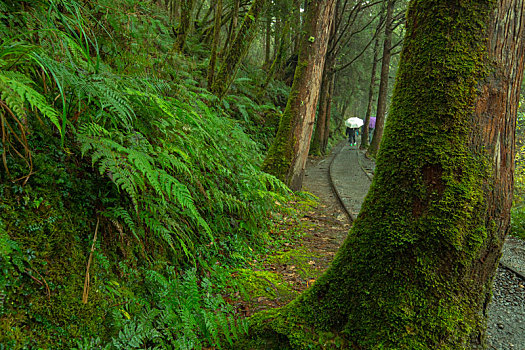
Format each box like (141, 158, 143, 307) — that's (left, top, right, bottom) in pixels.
(310, 2, 339, 156)
(222, 0, 240, 55)
(173, 0, 195, 52)
(207, 0, 223, 89)
(210, 0, 267, 99)
(367, 0, 393, 157)
(248, 0, 525, 348)
(262, 0, 337, 191)
(321, 72, 335, 153)
(310, 52, 335, 156)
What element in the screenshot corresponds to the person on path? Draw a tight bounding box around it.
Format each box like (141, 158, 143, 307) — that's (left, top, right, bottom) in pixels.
(368, 116, 376, 143)
(346, 126, 357, 146)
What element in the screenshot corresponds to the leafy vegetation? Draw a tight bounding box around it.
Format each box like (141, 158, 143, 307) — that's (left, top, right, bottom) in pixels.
(0, 0, 297, 347)
(512, 101, 525, 239)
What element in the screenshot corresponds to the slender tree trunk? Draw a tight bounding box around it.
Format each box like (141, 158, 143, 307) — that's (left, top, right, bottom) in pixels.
(310, 53, 335, 156)
(173, 0, 195, 52)
(334, 97, 349, 134)
(248, 0, 525, 348)
(222, 0, 240, 55)
(207, 0, 222, 89)
(321, 72, 335, 152)
(367, 0, 394, 157)
(210, 0, 267, 99)
(272, 15, 281, 63)
(262, 0, 337, 191)
(258, 20, 290, 97)
(265, 9, 272, 68)
(360, 0, 385, 149)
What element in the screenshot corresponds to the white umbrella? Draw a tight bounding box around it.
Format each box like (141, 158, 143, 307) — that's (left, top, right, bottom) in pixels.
(345, 117, 364, 128)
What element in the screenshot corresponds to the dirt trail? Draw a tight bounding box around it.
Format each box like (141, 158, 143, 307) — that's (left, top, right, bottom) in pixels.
(243, 142, 525, 349)
(240, 143, 350, 316)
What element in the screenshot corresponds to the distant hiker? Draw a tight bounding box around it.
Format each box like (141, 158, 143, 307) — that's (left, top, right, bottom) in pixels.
(346, 126, 357, 146)
(368, 116, 376, 143)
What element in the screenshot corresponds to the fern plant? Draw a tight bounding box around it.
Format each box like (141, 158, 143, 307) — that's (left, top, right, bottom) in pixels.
(109, 267, 248, 350)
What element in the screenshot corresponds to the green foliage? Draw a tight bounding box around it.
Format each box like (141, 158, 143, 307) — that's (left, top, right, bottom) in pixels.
(72, 266, 248, 350)
(0, 0, 293, 348)
(512, 100, 525, 238)
(510, 206, 525, 240)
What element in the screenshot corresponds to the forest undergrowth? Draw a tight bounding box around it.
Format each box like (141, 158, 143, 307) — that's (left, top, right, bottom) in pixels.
(0, 0, 326, 348)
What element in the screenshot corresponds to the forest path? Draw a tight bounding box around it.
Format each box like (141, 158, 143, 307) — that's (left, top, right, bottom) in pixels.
(241, 142, 351, 316)
(244, 140, 525, 349)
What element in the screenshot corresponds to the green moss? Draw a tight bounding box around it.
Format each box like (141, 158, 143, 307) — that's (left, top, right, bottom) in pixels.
(266, 247, 324, 279)
(0, 147, 148, 348)
(234, 268, 297, 301)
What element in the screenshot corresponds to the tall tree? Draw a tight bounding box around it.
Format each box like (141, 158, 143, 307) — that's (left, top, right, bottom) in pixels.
(210, 0, 266, 99)
(309, 51, 335, 156)
(173, 0, 195, 52)
(248, 0, 525, 348)
(262, 0, 337, 191)
(360, 0, 385, 149)
(309, 0, 339, 156)
(367, 0, 394, 157)
(207, 0, 223, 88)
(221, 0, 240, 56)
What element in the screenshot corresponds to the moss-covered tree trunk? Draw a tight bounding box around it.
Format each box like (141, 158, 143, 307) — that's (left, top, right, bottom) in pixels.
(172, 0, 195, 52)
(262, 0, 336, 191)
(210, 0, 266, 99)
(249, 0, 525, 348)
(207, 0, 222, 89)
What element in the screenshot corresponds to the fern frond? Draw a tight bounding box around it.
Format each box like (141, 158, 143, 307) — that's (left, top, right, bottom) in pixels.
(0, 71, 61, 132)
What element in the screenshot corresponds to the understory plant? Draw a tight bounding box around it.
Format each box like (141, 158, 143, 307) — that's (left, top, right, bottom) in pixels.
(0, 0, 291, 347)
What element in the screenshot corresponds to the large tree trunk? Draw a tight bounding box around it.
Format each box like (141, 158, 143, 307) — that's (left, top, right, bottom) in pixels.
(210, 0, 266, 99)
(367, 0, 394, 157)
(262, 0, 336, 191)
(248, 0, 525, 348)
(310, 3, 339, 157)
